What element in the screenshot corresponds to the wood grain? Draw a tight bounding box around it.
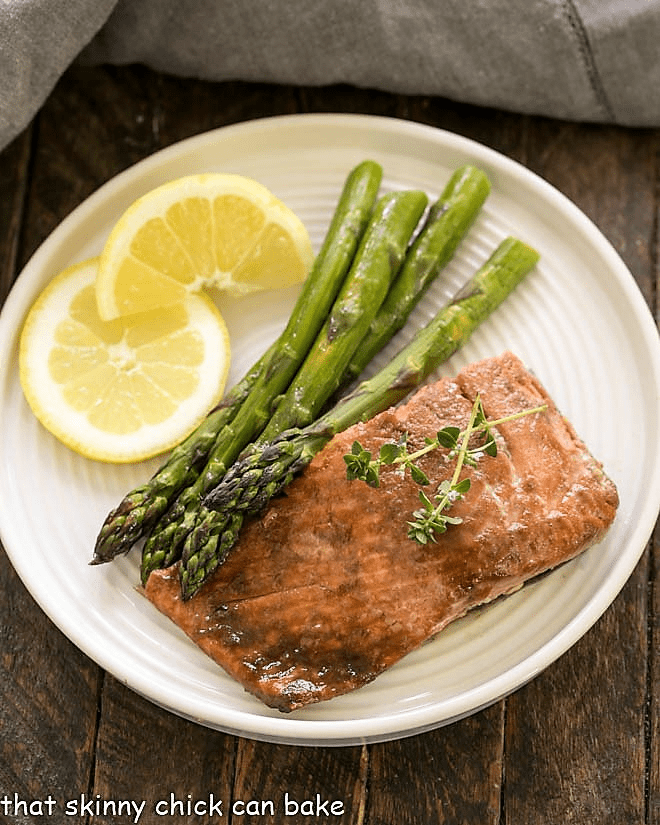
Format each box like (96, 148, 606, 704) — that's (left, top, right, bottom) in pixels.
(500, 116, 655, 825)
(0, 130, 31, 301)
(651, 528, 660, 825)
(366, 706, 505, 824)
(91, 676, 237, 825)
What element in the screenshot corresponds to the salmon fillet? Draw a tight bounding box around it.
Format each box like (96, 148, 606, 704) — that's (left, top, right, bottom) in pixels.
(145, 352, 619, 712)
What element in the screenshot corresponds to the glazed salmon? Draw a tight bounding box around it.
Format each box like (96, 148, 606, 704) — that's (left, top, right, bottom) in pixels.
(145, 352, 619, 712)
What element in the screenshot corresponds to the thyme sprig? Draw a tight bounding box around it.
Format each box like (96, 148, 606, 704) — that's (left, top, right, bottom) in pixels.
(344, 394, 547, 544)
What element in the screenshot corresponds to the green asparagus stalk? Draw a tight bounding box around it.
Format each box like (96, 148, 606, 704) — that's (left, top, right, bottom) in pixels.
(180, 237, 540, 599)
(138, 186, 427, 580)
(259, 188, 429, 440)
(343, 164, 490, 381)
(91, 159, 383, 565)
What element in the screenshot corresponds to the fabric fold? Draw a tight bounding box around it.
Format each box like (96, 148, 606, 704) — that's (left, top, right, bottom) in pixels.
(1, 0, 659, 153)
(0, 0, 117, 150)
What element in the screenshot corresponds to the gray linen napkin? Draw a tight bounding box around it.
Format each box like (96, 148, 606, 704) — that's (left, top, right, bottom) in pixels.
(0, 0, 116, 150)
(2, 0, 660, 153)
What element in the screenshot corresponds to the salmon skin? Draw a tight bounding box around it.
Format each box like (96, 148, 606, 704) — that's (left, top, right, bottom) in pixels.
(145, 352, 619, 712)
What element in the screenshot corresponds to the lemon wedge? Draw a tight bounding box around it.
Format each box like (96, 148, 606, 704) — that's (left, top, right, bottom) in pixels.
(19, 258, 231, 463)
(95, 173, 314, 320)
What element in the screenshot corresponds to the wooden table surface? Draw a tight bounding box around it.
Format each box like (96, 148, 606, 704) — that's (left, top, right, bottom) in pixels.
(0, 64, 658, 825)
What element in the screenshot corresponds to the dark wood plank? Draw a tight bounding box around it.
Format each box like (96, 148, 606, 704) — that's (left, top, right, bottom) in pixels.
(366, 705, 504, 824)
(0, 552, 101, 822)
(500, 120, 655, 824)
(152, 74, 300, 143)
(298, 87, 533, 168)
(16, 68, 152, 272)
(651, 527, 660, 825)
(648, 170, 660, 825)
(0, 129, 31, 300)
(232, 740, 366, 824)
(90, 676, 236, 825)
(297, 83, 413, 119)
(505, 555, 649, 824)
(0, 83, 103, 825)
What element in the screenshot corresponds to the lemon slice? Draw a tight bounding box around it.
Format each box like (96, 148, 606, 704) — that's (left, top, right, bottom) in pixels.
(19, 258, 231, 463)
(95, 173, 314, 320)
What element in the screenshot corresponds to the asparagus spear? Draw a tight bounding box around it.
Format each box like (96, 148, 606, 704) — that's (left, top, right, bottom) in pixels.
(91, 159, 383, 565)
(259, 188, 429, 440)
(181, 237, 540, 599)
(343, 164, 490, 381)
(138, 187, 428, 579)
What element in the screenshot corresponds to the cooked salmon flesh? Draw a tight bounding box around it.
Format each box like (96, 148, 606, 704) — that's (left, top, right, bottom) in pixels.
(145, 351, 619, 712)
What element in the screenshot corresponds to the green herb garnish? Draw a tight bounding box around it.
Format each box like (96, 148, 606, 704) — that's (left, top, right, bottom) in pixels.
(344, 394, 547, 544)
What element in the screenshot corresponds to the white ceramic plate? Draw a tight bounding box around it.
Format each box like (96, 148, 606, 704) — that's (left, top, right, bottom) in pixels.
(1, 114, 659, 746)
